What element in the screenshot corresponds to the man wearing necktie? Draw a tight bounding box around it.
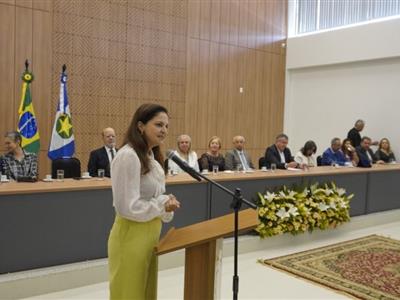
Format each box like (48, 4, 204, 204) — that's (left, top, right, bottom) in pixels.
(88, 127, 117, 177)
(225, 135, 254, 171)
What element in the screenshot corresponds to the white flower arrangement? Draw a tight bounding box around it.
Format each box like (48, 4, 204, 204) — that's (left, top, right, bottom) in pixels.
(256, 182, 353, 238)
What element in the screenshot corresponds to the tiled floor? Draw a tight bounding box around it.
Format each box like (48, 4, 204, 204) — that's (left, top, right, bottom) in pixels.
(23, 217, 400, 299)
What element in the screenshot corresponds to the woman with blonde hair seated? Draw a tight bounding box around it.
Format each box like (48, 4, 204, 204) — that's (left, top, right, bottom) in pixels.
(199, 136, 225, 172)
(168, 134, 199, 174)
(375, 138, 396, 163)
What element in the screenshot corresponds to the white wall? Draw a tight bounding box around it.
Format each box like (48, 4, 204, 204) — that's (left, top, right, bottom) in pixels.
(284, 18, 400, 159)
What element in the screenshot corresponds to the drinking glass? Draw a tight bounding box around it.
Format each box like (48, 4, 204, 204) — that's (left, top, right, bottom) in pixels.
(212, 165, 219, 175)
(57, 169, 64, 181)
(271, 163, 277, 172)
(97, 169, 105, 180)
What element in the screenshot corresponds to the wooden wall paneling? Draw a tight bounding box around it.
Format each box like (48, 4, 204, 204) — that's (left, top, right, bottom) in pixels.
(214, 43, 231, 147)
(127, 5, 143, 27)
(228, 45, 241, 146)
(197, 40, 211, 148)
(246, 0, 257, 49)
(253, 50, 266, 146)
(188, 0, 200, 39)
(15, 0, 31, 8)
(14, 6, 32, 128)
(234, 50, 246, 140)
(238, 0, 248, 48)
(261, 52, 273, 145)
(32, 8, 52, 176)
(0, 4, 15, 149)
(184, 38, 200, 147)
(280, 0, 288, 56)
(255, 0, 265, 50)
(273, 0, 287, 55)
(0, 0, 15, 5)
(32, 0, 52, 11)
(228, 0, 239, 46)
(53, 0, 74, 14)
(264, 0, 274, 53)
(199, 0, 211, 41)
(270, 54, 285, 139)
(0, 0, 287, 174)
(276, 54, 286, 133)
(243, 49, 257, 150)
(210, 0, 220, 43)
(206, 42, 220, 147)
(257, 51, 272, 147)
(219, 0, 230, 45)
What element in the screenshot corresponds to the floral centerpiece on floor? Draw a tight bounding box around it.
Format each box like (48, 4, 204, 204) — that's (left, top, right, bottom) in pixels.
(256, 182, 353, 238)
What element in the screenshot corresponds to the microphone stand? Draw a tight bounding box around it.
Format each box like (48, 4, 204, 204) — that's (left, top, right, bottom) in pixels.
(193, 171, 257, 300)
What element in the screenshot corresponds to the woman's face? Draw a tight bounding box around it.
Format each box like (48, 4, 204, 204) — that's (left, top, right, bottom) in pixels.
(178, 136, 191, 154)
(209, 139, 220, 152)
(4, 137, 19, 153)
(381, 139, 389, 150)
(139, 112, 169, 149)
(306, 148, 314, 156)
(344, 140, 351, 148)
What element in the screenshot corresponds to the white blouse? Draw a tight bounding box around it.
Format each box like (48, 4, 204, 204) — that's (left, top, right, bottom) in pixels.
(294, 151, 317, 167)
(168, 150, 199, 174)
(111, 144, 173, 223)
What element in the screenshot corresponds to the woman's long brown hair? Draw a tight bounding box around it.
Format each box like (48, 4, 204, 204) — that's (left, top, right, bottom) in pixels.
(123, 103, 168, 174)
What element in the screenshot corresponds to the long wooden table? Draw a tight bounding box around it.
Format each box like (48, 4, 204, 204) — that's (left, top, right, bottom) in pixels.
(1, 165, 399, 274)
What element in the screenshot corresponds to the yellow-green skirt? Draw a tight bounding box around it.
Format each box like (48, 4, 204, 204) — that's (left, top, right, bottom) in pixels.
(108, 215, 161, 300)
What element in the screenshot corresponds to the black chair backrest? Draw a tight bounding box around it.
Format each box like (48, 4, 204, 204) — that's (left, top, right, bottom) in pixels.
(317, 155, 322, 166)
(258, 157, 266, 169)
(197, 158, 203, 171)
(51, 158, 81, 179)
(164, 158, 169, 172)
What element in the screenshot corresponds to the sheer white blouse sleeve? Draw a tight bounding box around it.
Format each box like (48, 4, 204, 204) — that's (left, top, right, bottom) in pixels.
(111, 145, 173, 223)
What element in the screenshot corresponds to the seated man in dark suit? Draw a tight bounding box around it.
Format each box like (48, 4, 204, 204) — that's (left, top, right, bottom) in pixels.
(225, 135, 254, 171)
(265, 134, 298, 169)
(88, 127, 117, 177)
(321, 137, 347, 166)
(356, 136, 384, 168)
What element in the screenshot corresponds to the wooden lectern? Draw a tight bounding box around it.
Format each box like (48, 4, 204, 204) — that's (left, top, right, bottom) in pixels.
(156, 208, 258, 300)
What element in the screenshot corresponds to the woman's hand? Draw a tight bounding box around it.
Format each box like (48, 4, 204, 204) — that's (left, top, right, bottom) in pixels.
(165, 194, 181, 212)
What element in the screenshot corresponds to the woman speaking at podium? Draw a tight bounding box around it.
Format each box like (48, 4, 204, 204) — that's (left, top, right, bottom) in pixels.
(108, 103, 180, 299)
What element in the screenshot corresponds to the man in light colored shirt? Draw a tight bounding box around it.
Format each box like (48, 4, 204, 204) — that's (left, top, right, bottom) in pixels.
(88, 127, 117, 177)
(225, 135, 254, 171)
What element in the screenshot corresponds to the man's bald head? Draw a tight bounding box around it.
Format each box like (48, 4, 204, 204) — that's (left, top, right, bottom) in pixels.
(102, 127, 116, 148)
(232, 135, 245, 151)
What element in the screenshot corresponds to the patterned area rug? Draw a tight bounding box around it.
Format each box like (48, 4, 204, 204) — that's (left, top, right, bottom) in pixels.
(259, 235, 400, 300)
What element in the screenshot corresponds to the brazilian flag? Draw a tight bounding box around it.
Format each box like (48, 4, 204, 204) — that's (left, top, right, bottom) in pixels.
(17, 64, 40, 154)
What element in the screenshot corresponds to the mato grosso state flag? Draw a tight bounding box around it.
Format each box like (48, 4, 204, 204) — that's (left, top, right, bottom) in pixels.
(17, 60, 40, 153)
(48, 65, 75, 160)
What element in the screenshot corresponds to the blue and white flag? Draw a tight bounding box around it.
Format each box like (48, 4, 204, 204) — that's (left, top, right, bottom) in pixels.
(48, 66, 75, 160)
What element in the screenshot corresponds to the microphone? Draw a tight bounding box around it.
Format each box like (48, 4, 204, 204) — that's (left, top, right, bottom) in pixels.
(166, 150, 202, 182)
